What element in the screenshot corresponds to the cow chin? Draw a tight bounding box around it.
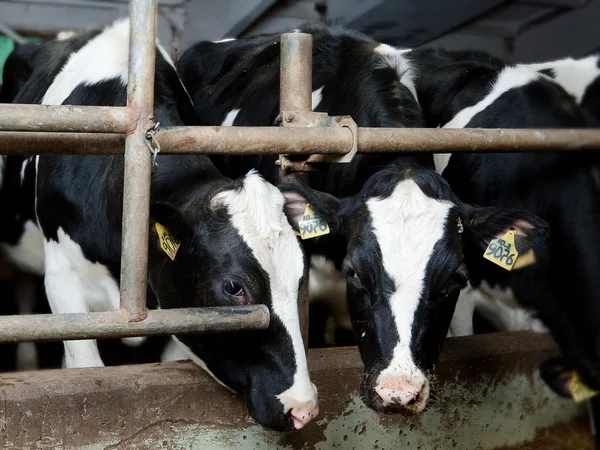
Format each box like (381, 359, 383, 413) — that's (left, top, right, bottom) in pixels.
(246, 381, 296, 431)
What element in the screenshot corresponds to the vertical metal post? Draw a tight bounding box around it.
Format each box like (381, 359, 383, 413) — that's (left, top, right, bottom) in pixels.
(280, 33, 313, 348)
(119, 0, 156, 321)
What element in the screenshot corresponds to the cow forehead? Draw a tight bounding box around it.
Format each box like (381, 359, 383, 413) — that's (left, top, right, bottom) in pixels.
(213, 171, 312, 406)
(366, 179, 453, 347)
(212, 171, 305, 286)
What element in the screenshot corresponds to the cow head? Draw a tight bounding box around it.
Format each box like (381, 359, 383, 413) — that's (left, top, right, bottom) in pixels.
(147, 171, 317, 431)
(281, 164, 548, 414)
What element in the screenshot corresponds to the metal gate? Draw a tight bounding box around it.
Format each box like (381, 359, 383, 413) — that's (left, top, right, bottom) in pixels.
(0, 1, 597, 448)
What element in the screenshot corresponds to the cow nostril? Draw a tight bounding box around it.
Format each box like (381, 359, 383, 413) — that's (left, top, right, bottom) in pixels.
(407, 388, 422, 406)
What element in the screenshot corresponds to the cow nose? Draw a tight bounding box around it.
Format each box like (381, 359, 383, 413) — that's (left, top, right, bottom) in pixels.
(375, 378, 430, 412)
(290, 400, 319, 429)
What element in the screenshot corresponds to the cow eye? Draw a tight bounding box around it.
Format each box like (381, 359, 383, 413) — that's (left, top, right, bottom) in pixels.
(342, 259, 359, 280)
(449, 267, 468, 289)
(222, 279, 249, 304)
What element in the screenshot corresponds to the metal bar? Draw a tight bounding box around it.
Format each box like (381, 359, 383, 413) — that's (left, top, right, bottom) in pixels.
(0, 21, 26, 45)
(158, 126, 350, 154)
(279, 33, 313, 349)
(2, 127, 600, 154)
(159, 127, 600, 153)
(0, 104, 129, 133)
(280, 33, 313, 112)
(355, 127, 600, 152)
(0, 306, 270, 343)
(0, 131, 125, 154)
(119, 0, 157, 321)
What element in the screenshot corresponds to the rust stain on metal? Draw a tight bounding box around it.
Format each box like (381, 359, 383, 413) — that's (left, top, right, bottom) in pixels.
(0, 306, 269, 342)
(0, 104, 128, 133)
(118, 0, 158, 321)
(0, 132, 125, 154)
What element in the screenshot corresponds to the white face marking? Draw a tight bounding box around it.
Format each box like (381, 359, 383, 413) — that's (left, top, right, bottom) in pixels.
(373, 43, 418, 102)
(42, 18, 130, 105)
(367, 179, 453, 387)
(213, 171, 317, 411)
(170, 336, 237, 392)
(311, 86, 324, 111)
(212, 37, 236, 43)
(220, 108, 241, 126)
(520, 55, 600, 104)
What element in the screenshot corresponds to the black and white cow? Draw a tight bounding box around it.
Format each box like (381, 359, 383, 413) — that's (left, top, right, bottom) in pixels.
(0, 19, 318, 431)
(522, 52, 600, 122)
(177, 24, 547, 414)
(399, 46, 600, 396)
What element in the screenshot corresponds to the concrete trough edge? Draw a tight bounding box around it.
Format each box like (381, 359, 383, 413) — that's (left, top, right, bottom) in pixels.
(0, 331, 587, 449)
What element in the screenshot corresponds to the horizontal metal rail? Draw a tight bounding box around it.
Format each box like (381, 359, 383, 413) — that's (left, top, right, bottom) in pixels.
(0, 306, 269, 343)
(0, 131, 125, 154)
(0, 104, 129, 133)
(2, 127, 600, 154)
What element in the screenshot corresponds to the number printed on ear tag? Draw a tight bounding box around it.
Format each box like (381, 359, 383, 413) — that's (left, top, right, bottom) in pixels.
(483, 229, 518, 271)
(155, 222, 180, 260)
(298, 203, 330, 240)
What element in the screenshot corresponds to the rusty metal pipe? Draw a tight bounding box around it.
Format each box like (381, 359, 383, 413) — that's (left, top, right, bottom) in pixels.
(159, 126, 600, 153)
(2, 128, 600, 154)
(356, 127, 600, 152)
(0, 131, 125, 154)
(0, 104, 129, 133)
(0, 306, 270, 343)
(279, 33, 313, 349)
(119, 1, 156, 321)
(280, 33, 313, 112)
(158, 126, 350, 154)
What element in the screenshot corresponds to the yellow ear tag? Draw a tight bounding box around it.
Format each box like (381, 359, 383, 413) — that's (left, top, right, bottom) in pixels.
(483, 229, 519, 271)
(513, 248, 536, 270)
(155, 222, 180, 261)
(569, 372, 599, 403)
(298, 203, 330, 240)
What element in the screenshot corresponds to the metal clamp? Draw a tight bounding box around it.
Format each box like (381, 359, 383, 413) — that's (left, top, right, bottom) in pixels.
(276, 111, 357, 172)
(144, 121, 161, 172)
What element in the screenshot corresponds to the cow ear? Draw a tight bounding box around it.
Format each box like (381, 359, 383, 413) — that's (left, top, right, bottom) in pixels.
(279, 183, 341, 233)
(463, 205, 549, 256)
(539, 357, 576, 399)
(149, 202, 193, 258)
